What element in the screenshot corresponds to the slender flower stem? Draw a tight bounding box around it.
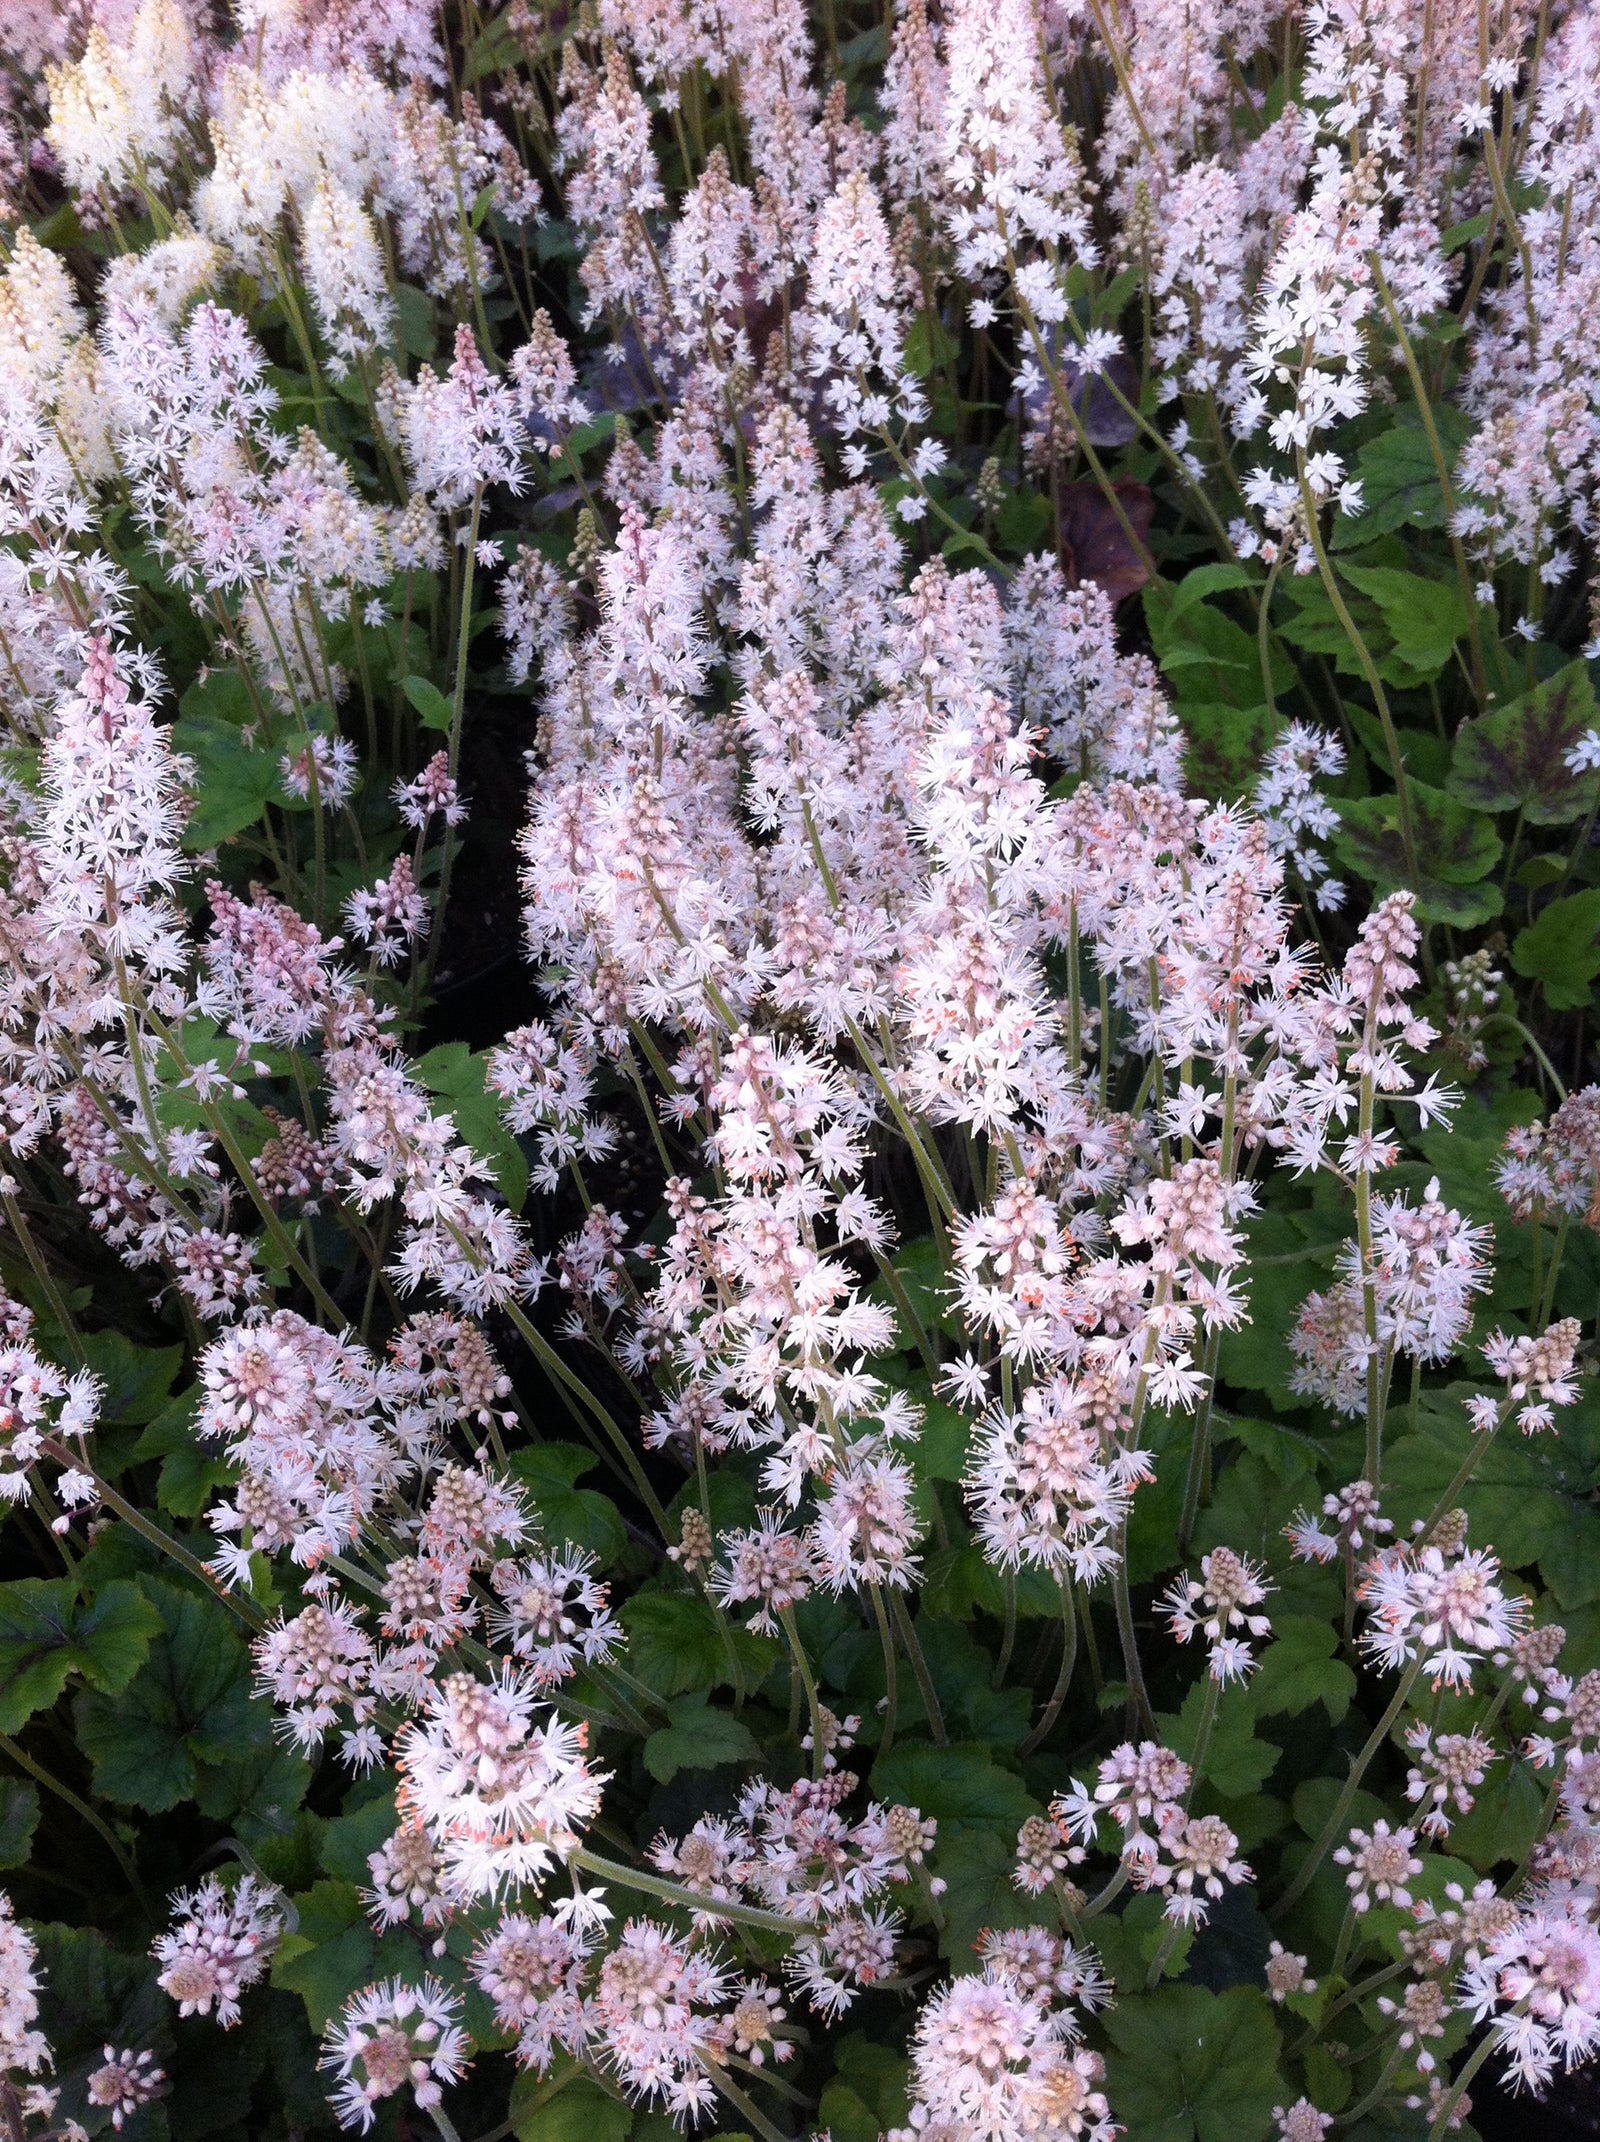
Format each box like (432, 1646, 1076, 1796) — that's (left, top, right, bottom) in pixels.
(1337, 2039, 1407, 2128)
(1020, 1580, 1079, 1758)
(566, 1847, 800, 1935)
(0, 1190, 88, 1368)
(870, 1584, 899, 1759)
(1427, 2030, 1502, 2142)
(1145, 1917, 1185, 1989)
(704, 2061, 790, 2142)
(1183, 1675, 1221, 1805)
(417, 483, 484, 1007)
(1419, 1397, 1513, 1542)
(499, 1300, 672, 1537)
(1178, 1325, 1225, 1553)
(1272, 1655, 1424, 1920)
(890, 1589, 948, 1746)
(779, 1605, 827, 1780)
(0, 1733, 151, 1917)
(42, 1443, 264, 1632)
(1297, 462, 1420, 892)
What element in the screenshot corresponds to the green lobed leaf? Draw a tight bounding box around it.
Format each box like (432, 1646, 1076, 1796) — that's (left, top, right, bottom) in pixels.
(931, 1826, 1053, 1968)
(994, 488, 1052, 556)
(0, 1778, 39, 1868)
(74, 1579, 271, 1812)
(401, 674, 455, 733)
(919, 1544, 1059, 1623)
(1248, 1615, 1355, 1725)
(415, 1041, 530, 1212)
(172, 717, 280, 849)
(76, 1333, 183, 1425)
(1145, 579, 1293, 709)
(1193, 1453, 1317, 1578)
(1334, 779, 1502, 926)
(0, 1578, 162, 1734)
(1449, 661, 1600, 824)
(642, 1691, 763, 1783)
(32, 1921, 164, 2080)
(319, 1784, 399, 1885)
(272, 1880, 376, 2033)
(1336, 562, 1470, 680)
(1512, 889, 1600, 1010)
(132, 1389, 235, 1517)
(619, 1589, 776, 1698)
(1158, 1680, 1280, 1797)
(1181, 703, 1280, 802)
(870, 1740, 1037, 1840)
(391, 282, 435, 357)
(818, 2040, 911, 2139)
(903, 310, 959, 381)
(507, 1443, 627, 1565)
(1330, 406, 1470, 547)
(1383, 1409, 1600, 1612)
(510, 2061, 634, 2142)
(1101, 1985, 1284, 2142)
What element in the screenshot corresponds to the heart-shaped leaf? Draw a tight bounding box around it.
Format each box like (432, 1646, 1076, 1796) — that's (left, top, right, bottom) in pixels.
(1335, 779, 1502, 925)
(1336, 562, 1470, 680)
(1512, 889, 1600, 1010)
(1449, 661, 1600, 824)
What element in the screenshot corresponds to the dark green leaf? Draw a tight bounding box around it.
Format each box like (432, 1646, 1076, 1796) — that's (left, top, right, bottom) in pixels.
(401, 675, 455, 733)
(272, 1881, 375, 2033)
(78, 1334, 183, 1425)
(179, 670, 255, 725)
(173, 718, 280, 849)
(870, 1741, 1037, 1840)
(415, 1041, 529, 1212)
(130, 1390, 235, 1518)
(642, 1692, 762, 1782)
(507, 1443, 626, 1564)
(1248, 1615, 1355, 1725)
(1443, 1752, 1546, 1873)
(1345, 704, 1451, 789)
(319, 1785, 398, 1884)
(1217, 1417, 1330, 1481)
(619, 1590, 776, 1698)
(1335, 779, 1502, 926)
(903, 311, 958, 380)
(1158, 1681, 1279, 1797)
(1512, 890, 1600, 1010)
(1170, 563, 1262, 618)
(1101, 1985, 1284, 2142)
(0, 1778, 39, 1868)
(1193, 1453, 1317, 1577)
(932, 1827, 1052, 1967)
(1145, 581, 1291, 709)
(1330, 408, 1469, 546)
(917, 1395, 973, 1482)
(1180, 703, 1279, 801)
(1336, 563, 1470, 680)
(392, 283, 435, 359)
(995, 488, 1052, 556)
(0, 1579, 162, 1733)
(32, 1921, 161, 2067)
(1449, 662, 1600, 824)
(821, 2041, 910, 2137)
(33, 201, 85, 251)
(1215, 1213, 1340, 1400)
(75, 1581, 268, 1812)
(510, 2062, 633, 2142)
(919, 1544, 1059, 1622)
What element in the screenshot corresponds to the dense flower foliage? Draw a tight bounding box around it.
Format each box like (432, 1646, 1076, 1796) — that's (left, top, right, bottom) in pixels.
(1, 3, 1600, 2141)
